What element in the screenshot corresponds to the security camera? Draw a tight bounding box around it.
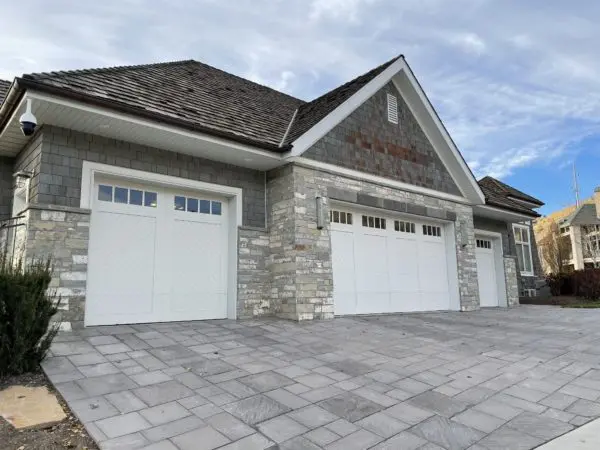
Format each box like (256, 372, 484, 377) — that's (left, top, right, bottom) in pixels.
(19, 99, 37, 137)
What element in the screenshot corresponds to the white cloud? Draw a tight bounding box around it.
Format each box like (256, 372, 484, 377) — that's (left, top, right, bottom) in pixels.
(0, 0, 599, 184)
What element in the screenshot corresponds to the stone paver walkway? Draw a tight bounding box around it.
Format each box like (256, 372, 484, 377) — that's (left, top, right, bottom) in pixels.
(42, 306, 600, 449)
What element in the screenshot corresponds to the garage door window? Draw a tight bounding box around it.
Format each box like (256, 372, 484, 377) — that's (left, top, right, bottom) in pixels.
(330, 209, 353, 225)
(423, 225, 442, 237)
(394, 220, 415, 234)
(362, 215, 386, 229)
(98, 184, 157, 207)
(175, 196, 222, 215)
(477, 239, 491, 249)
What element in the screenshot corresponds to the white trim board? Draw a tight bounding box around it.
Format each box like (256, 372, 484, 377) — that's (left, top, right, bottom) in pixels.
(292, 157, 471, 205)
(81, 161, 242, 320)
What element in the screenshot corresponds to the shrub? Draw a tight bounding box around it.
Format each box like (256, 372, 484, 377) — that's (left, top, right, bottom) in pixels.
(572, 269, 600, 300)
(0, 255, 59, 376)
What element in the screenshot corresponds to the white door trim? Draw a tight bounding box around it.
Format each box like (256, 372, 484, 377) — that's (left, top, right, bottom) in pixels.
(81, 161, 242, 321)
(474, 229, 508, 307)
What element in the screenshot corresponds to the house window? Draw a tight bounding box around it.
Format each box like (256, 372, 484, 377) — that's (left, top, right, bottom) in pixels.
(387, 93, 398, 124)
(422, 224, 442, 237)
(513, 224, 533, 275)
(329, 209, 353, 225)
(362, 215, 386, 229)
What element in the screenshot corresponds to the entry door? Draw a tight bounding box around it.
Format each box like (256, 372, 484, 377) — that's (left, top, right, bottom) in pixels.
(475, 237, 499, 307)
(86, 177, 228, 325)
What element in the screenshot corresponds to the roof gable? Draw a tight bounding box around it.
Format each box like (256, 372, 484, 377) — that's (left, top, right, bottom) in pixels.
(563, 204, 600, 226)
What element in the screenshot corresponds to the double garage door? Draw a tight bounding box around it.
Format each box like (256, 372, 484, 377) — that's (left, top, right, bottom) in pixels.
(330, 205, 456, 315)
(85, 177, 228, 326)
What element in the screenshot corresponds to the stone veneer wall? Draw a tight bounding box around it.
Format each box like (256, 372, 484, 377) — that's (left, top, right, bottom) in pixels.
(237, 226, 270, 319)
(24, 205, 90, 329)
(504, 256, 520, 306)
(266, 163, 480, 319)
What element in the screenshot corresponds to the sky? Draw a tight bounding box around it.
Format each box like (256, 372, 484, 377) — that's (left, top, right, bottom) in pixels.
(1, 0, 599, 215)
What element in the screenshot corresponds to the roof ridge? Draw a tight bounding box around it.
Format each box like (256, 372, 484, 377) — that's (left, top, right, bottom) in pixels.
(22, 59, 198, 81)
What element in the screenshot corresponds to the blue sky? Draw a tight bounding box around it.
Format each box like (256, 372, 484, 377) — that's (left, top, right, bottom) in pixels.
(1, 0, 598, 215)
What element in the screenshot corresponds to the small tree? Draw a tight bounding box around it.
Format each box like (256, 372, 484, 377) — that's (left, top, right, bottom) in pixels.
(538, 220, 571, 274)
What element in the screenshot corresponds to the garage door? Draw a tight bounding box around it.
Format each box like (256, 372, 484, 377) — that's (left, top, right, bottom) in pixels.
(475, 237, 499, 307)
(85, 177, 228, 325)
(330, 206, 453, 315)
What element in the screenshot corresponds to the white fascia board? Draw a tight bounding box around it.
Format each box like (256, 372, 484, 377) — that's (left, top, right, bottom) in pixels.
(508, 196, 543, 208)
(287, 58, 406, 157)
(474, 204, 537, 222)
(26, 90, 283, 163)
(474, 229, 503, 239)
(290, 156, 471, 204)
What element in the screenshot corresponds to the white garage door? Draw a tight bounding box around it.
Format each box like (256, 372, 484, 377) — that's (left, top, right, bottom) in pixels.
(86, 177, 228, 325)
(330, 206, 454, 315)
(475, 237, 499, 307)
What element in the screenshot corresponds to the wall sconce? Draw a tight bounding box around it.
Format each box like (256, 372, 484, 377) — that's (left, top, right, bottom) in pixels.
(316, 196, 327, 230)
(13, 171, 33, 189)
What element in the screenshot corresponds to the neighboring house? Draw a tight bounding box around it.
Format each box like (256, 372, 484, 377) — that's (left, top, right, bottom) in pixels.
(544, 189, 600, 271)
(0, 56, 544, 329)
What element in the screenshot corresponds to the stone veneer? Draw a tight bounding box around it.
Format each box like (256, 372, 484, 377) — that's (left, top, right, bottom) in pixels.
(23, 204, 90, 330)
(504, 256, 520, 306)
(237, 226, 270, 319)
(266, 163, 481, 320)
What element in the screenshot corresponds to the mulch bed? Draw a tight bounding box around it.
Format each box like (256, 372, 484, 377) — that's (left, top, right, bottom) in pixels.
(0, 371, 98, 450)
(520, 295, 600, 308)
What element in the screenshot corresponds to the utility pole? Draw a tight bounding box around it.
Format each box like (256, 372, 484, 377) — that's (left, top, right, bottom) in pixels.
(573, 162, 580, 207)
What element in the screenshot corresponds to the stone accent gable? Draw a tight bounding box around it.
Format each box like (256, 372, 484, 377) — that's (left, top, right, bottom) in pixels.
(304, 82, 461, 195)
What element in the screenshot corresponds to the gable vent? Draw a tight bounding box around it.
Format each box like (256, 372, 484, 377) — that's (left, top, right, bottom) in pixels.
(387, 93, 398, 124)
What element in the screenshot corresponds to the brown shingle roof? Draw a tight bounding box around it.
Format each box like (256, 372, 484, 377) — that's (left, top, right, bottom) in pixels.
(13, 56, 402, 153)
(0, 80, 10, 104)
(478, 176, 542, 217)
(17, 60, 304, 151)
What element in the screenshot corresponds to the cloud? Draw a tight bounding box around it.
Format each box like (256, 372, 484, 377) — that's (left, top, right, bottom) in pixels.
(0, 0, 599, 183)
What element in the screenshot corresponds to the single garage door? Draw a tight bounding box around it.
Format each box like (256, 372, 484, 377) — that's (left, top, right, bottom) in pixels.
(85, 177, 228, 325)
(330, 205, 454, 315)
(475, 237, 499, 307)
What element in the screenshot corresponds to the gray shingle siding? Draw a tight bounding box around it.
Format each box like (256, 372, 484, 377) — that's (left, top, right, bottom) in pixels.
(304, 82, 461, 196)
(31, 126, 266, 227)
(0, 156, 14, 219)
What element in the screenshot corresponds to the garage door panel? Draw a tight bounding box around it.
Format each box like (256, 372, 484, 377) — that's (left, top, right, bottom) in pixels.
(388, 236, 419, 292)
(476, 238, 499, 307)
(87, 211, 156, 320)
(355, 234, 389, 291)
(331, 230, 357, 315)
(169, 220, 226, 318)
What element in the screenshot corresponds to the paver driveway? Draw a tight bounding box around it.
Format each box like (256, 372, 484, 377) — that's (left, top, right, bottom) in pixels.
(42, 306, 600, 449)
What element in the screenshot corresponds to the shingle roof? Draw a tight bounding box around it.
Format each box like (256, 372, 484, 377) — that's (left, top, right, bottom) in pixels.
(561, 204, 600, 226)
(0, 80, 10, 104)
(12, 57, 402, 153)
(283, 56, 401, 144)
(484, 176, 544, 206)
(478, 176, 542, 217)
(17, 60, 304, 151)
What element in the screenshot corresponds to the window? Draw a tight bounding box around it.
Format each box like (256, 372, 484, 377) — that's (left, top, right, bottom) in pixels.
(513, 224, 533, 275)
(422, 224, 441, 237)
(175, 195, 222, 216)
(362, 215, 386, 229)
(387, 93, 398, 124)
(477, 239, 492, 249)
(329, 209, 353, 225)
(98, 184, 157, 208)
(394, 220, 415, 234)
(560, 226, 570, 234)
